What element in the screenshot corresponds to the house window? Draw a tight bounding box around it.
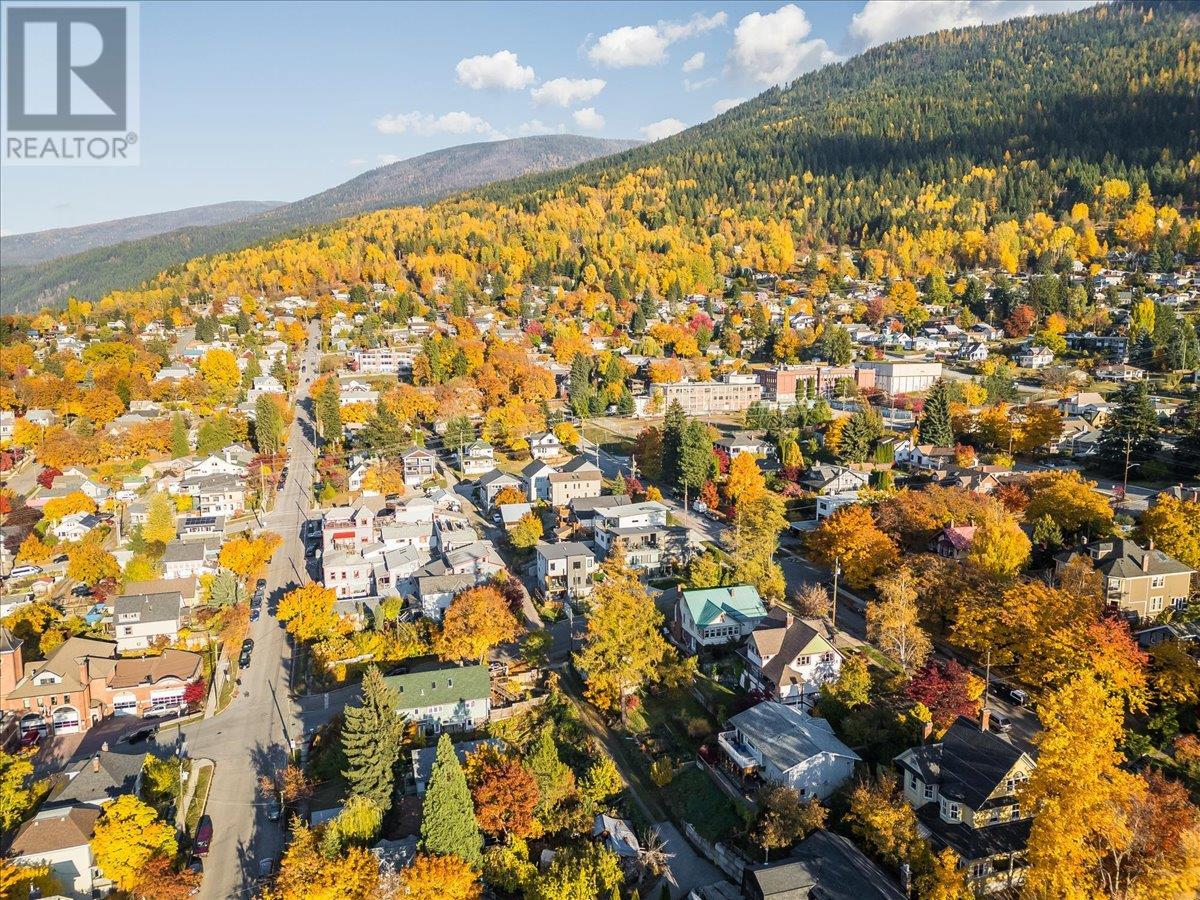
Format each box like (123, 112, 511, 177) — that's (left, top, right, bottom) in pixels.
(924, 784, 935, 800)
(1150, 597, 1163, 612)
(798, 655, 811, 667)
(909, 773, 917, 791)
(990, 809, 1001, 823)
(1151, 575, 1165, 589)
(970, 861, 992, 880)
(1011, 804, 1021, 820)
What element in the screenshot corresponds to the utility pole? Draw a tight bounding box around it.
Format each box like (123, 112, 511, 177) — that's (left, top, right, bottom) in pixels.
(830, 555, 841, 629)
(983, 647, 991, 712)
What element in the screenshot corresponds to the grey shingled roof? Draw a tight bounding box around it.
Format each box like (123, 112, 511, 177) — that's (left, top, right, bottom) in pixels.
(727, 701, 860, 773)
(1055, 539, 1194, 579)
(114, 591, 182, 624)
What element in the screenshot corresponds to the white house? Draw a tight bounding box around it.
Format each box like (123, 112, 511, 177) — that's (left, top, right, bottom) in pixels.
(520, 459, 556, 503)
(112, 591, 183, 652)
(322, 549, 374, 599)
(8, 805, 104, 899)
(52, 513, 100, 543)
(1015, 345, 1054, 369)
(185, 453, 248, 479)
(718, 701, 860, 800)
(741, 610, 843, 708)
(458, 440, 495, 476)
(527, 431, 563, 460)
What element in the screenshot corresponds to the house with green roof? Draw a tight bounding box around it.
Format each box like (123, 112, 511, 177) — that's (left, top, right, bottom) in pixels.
(382, 663, 491, 735)
(676, 584, 768, 653)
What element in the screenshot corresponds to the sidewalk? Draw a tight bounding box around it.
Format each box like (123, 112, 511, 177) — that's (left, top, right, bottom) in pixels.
(177, 758, 214, 830)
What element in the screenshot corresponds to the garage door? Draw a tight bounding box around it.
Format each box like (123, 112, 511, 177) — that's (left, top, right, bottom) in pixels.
(113, 694, 138, 717)
(52, 706, 81, 735)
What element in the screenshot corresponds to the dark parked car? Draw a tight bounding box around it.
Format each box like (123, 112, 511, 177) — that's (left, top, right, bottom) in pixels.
(250, 606, 261, 622)
(20, 730, 40, 749)
(123, 725, 157, 744)
(265, 795, 281, 821)
(239, 639, 254, 668)
(255, 578, 267, 590)
(194, 816, 213, 857)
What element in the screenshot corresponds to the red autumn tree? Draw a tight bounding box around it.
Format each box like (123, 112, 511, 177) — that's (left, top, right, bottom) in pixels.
(1003, 303, 1037, 338)
(906, 660, 982, 733)
(37, 467, 61, 489)
(469, 753, 539, 838)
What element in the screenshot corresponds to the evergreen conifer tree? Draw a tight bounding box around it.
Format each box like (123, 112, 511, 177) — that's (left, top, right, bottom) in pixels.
(662, 399, 687, 486)
(1099, 380, 1161, 474)
(170, 413, 189, 458)
(918, 379, 955, 447)
(419, 733, 483, 867)
(341, 667, 403, 814)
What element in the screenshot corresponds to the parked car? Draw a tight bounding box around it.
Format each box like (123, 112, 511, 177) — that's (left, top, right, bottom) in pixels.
(989, 713, 1013, 733)
(123, 725, 158, 744)
(265, 796, 281, 821)
(7, 565, 42, 579)
(250, 607, 261, 623)
(239, 639, 254, 668)
(194, 816, 213, 857)
(71, 583, 93, 597)
(19, 730, 41, 749)
(255, 578, 267, 590)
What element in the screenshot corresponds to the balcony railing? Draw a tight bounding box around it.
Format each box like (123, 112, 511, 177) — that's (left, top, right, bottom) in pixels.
(718, 730, 759, 772)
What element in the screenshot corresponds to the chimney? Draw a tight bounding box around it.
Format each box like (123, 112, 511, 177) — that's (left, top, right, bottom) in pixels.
(1142, 551, 1152, 572)
(92, 755, 100, 773)
(101, 741, 109, 752)
(922, 720, 934, 742)
(785, 610, 794, 628)
(980, 707, 991, 733)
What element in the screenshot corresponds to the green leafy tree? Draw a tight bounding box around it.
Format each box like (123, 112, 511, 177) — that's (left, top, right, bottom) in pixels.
(208, 568, 239, 605)
(661, 399, 686, 486)
(419, 733, 483, 868)
(678, 419, 716, 509)
(528, 842, 623, 900)
(444, 415, 475, 454)
(341, 667, 404, 814)
(838, 404, 883, 462)
(821, 326, 853, 366)
(526, 729, 576, 822)
(359, 400, 406, 456)
(317, 378, 342, 446)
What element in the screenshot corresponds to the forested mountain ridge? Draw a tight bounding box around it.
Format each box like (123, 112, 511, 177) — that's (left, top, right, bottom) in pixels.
(0, 135, 640, 311)
(480, 1, 1199, 243)
(1, 201, 285, 266)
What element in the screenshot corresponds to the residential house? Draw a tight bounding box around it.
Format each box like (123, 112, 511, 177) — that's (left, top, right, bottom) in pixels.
(517, 459, 555, 503)
(741, 610, 842, 708)
(185, 453, 248, 479)
(933, 524, 978, 560)
(410, 738, 503, 795)
(322, 505, 376, 553)
(1014, 345, 1054, 369)
(498, 503, 533, 530)
(323, 549, 374, 599)
(895, 716, 1035, 891)
(548, 457, 603, 507)
(714, 432, 772, 459)
(593, 814, 641, 862)
(458, 440, 495, 476)
(593, 501, 679, 572)
(415, 573, 476, 620)
(8, 805, 105, 899)
(801, 465, 870, 496)
(1096, 363, 1146, 382)
(1055, 539, 1194, 619)
(1057, 392, 1111, 422)
(177, 515, 226, 541)
(718, 701, 860, 800)
(742, 829, 905, 900)
(160, 540, 217, 580)
(676, 584, 768, 653)
(893, 441, 955, 472)
(179, 474, 245, 517)
(957, 341, 989, 363)
(123, 576, 199, 608)
(567, 494, 630, 538)
(52, 513, 100, 543)
(0, 630, 202, 734)
(535, 541, 596, 603)
(383, 663, 491, 734)
(1065, 332, 1128, 362)
(477, 469, 522, 510)
(45, 749, 146, 809)
(401, 447, 437, 487)
(112, 591, 183, 652)
(528, 431, 564, 460)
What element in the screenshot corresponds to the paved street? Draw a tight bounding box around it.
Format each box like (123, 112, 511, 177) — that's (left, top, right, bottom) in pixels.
(161, 324, 321, 899)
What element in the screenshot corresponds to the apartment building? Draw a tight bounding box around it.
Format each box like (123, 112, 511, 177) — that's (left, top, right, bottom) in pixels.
(854, 361, 943, 394)
(654, 373, 763, 415)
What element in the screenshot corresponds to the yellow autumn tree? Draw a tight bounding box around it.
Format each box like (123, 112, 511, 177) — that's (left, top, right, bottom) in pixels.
(965, 508, 1031, 578)
(219, 532, 281, 581)
(276, 583, 347, 644)
(90, 795, 178, 892)
(807, 504, 898, 589)
(267, 823, 379, 900)
(198, 348, 241, 402)
(434, 585, 521, 663)
(42, 490, 96, 522)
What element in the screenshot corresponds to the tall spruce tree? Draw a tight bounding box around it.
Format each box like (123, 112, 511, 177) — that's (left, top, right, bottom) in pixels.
(316, 378, 342, 447)
(254, 395, 284, 455)
(918, 379, 955, 448)
(170, 413, 189, 458)
(419, 732, 483, 867)
(662, 399, 687, 486)
(678, 419, 716, 509)
(359, 400, 405, 456)
(341, 667, 404, 814)
(1098, 380, 1161, 474)
(839, 404, 883, 463)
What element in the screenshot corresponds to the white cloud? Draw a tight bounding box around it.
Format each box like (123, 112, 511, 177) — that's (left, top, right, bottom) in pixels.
(572, 107, 606, 130)
(455, 49, 535, 90)
(728, 4, 841, 85)
(518, 119, 567, 135)
(588, 11, 727, 68)
(531, 76, 607, 107)
(347, 157, 367, 166)
(713, 97, 746, 115)
(683, 77, 718, 92)
(377, 154, 403, 165)
(849, 1, 1100, 50)
(373, 110, 503, 139)
(682, 51, 706, 72)
(640, 117, 688, 141)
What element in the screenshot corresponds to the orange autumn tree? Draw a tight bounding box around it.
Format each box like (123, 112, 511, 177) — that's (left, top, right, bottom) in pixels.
(807, 504, 898, 589)
(42, 490, 97, 522)
(466, 746, 540, 839)
(434, 585, 521, 663)
(219, 532, 282, 582)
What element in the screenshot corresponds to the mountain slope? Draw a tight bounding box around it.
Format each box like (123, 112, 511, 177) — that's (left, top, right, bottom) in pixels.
(1, 201, 285, 266)
(0, 135, 640, 311)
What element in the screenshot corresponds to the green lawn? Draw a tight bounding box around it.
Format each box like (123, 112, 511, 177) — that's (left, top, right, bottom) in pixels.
(185, 766, 213, 835)
(662, 765, 744, 842)
(642, 687, 719, 754)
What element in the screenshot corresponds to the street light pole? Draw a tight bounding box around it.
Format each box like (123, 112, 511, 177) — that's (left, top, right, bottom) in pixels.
(830, 555, 841, 629)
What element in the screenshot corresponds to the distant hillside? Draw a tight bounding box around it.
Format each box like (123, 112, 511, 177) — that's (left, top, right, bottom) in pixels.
(0, 134, 640, 311)
(1, 201, 285, 266)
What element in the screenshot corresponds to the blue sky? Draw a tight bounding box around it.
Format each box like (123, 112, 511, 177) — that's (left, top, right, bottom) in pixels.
(1, 0, 1096, 236)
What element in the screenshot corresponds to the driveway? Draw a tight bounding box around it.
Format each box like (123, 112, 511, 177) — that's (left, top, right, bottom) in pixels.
(653, 820, 724, 898)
